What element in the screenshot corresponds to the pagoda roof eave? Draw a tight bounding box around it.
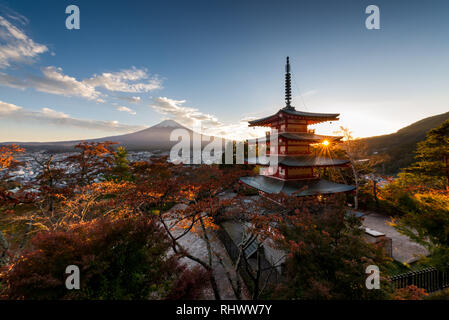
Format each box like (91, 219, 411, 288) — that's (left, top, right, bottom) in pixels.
(240, 175, 355, 196)
(248, 108, 340, 126)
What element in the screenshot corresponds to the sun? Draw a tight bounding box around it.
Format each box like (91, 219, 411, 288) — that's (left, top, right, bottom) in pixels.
(322, 140, 330, 146)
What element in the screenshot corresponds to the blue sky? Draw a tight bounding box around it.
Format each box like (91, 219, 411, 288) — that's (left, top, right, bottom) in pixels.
(0, 0, 448, 141)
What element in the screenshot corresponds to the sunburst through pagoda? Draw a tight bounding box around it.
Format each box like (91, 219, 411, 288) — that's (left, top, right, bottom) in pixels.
(240, 57, 356, 197)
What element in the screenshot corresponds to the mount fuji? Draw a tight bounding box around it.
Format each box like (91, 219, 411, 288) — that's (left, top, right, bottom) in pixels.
(2, 120, 215, 152)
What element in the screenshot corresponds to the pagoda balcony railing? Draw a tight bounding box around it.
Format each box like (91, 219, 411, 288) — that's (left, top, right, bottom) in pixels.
(277, 127, 306, 133)
(287, 174, 319, 180)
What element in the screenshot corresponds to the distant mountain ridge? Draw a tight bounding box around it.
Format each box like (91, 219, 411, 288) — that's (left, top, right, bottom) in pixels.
(360, 111, 449, 173)
(1, 120, 213, 152)
(3, 111, 449, 169)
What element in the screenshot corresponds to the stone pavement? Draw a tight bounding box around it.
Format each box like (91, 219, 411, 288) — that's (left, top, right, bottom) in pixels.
(359, 211, 429, 264)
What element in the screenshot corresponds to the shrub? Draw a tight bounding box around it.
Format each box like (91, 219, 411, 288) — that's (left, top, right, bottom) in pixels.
(392, 191, 449, 270)
(0, 216, 205, 300)
(425, 288, 449, 300)
(272, 199, 393, 300)
(392, 285, 428, 300)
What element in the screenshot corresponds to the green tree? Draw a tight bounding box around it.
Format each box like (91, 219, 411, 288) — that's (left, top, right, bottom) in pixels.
(403, 119, 449, 189)
(110, 146, 132, 181)
(392, 191, 449, 271)
(270, 196, 393, 299)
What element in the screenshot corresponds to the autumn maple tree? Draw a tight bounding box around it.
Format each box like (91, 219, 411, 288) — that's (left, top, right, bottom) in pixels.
(0, 139, 423, 301)
(157, 164, 251, 300)
(227, 191, 394, 300)
(0, 145, 217, 299)
(0, 215, 207, 300)
(0, 145, 25, 265)
(0, 145, 24, 170)
(65, 141, 118, 186)
(0, 144, 25, 203)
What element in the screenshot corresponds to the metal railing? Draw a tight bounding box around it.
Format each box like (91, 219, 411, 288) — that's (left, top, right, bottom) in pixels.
(391, 267, 449, 293)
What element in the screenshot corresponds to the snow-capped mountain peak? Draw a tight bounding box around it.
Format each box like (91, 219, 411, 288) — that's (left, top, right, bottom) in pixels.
(151, 119, 183, 128)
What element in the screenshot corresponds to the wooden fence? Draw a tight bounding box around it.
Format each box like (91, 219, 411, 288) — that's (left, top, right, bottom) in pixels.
(391, 267, 449, 293)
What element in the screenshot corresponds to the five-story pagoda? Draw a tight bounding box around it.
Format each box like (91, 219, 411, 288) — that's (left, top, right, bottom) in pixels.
(240, 57, 355, 196)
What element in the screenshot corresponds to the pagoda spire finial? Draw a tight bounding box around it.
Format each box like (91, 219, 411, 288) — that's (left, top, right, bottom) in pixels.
(284, 56, 293, 109)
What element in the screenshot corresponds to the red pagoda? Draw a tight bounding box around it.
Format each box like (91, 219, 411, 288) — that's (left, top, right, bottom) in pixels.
(240, 57, 355, 196)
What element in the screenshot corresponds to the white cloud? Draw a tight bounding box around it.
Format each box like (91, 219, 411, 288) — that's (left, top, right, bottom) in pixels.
(0, 66, 161, 101)
(0, 100, 144, 133)
(151, 97, 265, 140)
(32, 66, 101, 99)
(2, 7, 29, 25)
(41, 107, 69, 118)
(118, 96, 141, 103)
(0, 15, 48, 68)
(0, 16, 159, 101)
(116, 106, 136, 115)
(151, 97, 221, 127)
(0, 72, 26, 88)
(0, 100, 22, 114)
(85, 67, 161, 93)
(0, 67, 101, 100)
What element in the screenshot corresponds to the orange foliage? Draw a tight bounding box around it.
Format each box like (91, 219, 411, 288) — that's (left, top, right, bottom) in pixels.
(66, 141, 118, 186)
(392, 285, 428, 300)
(0, 144, 24, 169)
